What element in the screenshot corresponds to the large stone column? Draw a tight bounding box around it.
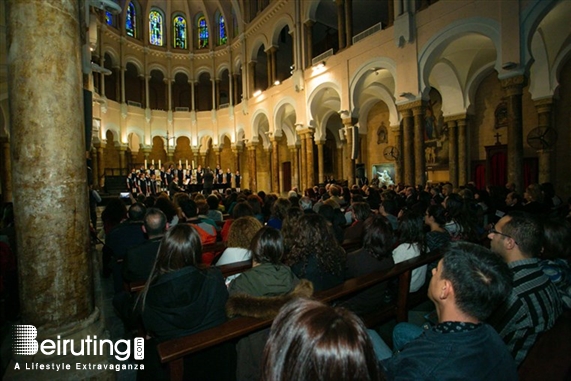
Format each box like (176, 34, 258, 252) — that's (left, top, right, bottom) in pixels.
(398, 105, 415, 186)
(501, 75, 525, 191)
(534, 98, 553, 183)
(91, 147, 99, 188)
(118, 145, 127, 173)
(446, 118, 458, 187)
(96, 142, 106, 188)
(305, 20, 314, 68)
(247, 142, 258, 192)
(298, 128, 307, 190)
(232, 146, 241, 172)
(457, 117, 468, 186)
(336, 0, 346, 50)
(306, 130, 315, 187)
(413, 103, 426, 186)
(271, 136, 280, 193)
(316, 140, 325, 184)
(0, 138, 13, 203)
(390, 124, 403, 184)
(289, 145, 299, 190)
(6, 0, 106, 376)
(344, 0, 353, 48)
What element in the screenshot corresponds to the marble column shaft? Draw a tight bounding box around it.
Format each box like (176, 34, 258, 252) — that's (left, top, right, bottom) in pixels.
(289, 146, 299, 190)
(400, 107, 415, 186)
(91, 147, 99, 188)
(343, 123, 355, 186)
(97, 144, 105, 188)
(6, 0, 93, 328)
(446, 119, 458, 187)
(271, 137, 280, 193)
(306, 131, 315, 187)
(247, 143, 257, 192)
(1, 139, 13, 203)
(457, 118, 468, 186)
(413, 104, 426, 186)
(300, 133, 307, 190)
(501, 76, 525, 191)
(317, 141, 325, 184)
(535, 99, 553, 183)
(390, 125, 403, 185)
(336, 0, 346, 50)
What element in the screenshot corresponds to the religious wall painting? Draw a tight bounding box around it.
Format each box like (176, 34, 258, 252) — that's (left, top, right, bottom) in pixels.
(376, 122, 388, 144)
(494, 99, 508, 129)
(372, 163, 395, 187)
(424, 88, 448, 169)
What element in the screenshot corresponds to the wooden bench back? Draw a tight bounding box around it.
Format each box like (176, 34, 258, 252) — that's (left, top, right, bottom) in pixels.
(157, 250, 442, 381)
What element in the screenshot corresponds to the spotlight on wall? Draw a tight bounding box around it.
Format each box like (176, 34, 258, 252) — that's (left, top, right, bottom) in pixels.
(274, 80, 281, 86)
(89, 0, 122, 14)
(253, 89, 262, 97)
(314, 61, 325, 69)
(370, 67, 381, 75)
(502, 61, 518, 70)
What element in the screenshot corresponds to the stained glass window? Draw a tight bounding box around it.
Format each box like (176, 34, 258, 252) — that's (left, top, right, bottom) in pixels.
(105, 11, 114, 26)
(198, 16, 209, 49)
(149, 10, 163, 46)
(126, 2, 136, 37)
(173, 16, 187, 49)
(219, 15, 227, 45)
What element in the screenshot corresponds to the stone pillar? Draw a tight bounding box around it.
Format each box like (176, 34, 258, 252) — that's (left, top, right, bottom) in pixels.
(446, 118, 458, 187)
(534, 98, 553, 183)
(6, 0, 106, 375)
(248, 61, 256, 97)
(214, 147, 221, 169)
(337, 146, 344, 181)
(345, 126, 355, 186)
(305, 20, 314, 68)
(120, 66, 126, 103)
(91, 147, 99, 188)
(398, 105, 415, 186)
(0, 138, 13, 203)
(299, 131, 307, 190)
(306, 130, 315, 187)
(412, 104, 426, 186)
(139, 75, 145, 106)
(336, 0, 346, 50)
(232, 74, 240, 105)
(501, 75, 525, 191)
(247, 142, 258, 192)
(215, 79, 221, 109)
(289, 145, 299, 190)
(387, 0, 395, 26)
(96, 142, 106, 188)
(457, 117, 468, 186)
(99, 55, 106, 97)
(271, 136, 280, 193)
(345, 0, 353, 48)
(118, 145, 127, 172)
(316, 140, 325, 184)
(390, 124, 403, 184)
(191, 80, 196, 111)
(232, 146, 241, 172)
(199, 153, 206, 168)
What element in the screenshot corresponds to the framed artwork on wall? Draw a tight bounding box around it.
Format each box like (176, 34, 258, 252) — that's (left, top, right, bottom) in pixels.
(372, 163, 395, 187)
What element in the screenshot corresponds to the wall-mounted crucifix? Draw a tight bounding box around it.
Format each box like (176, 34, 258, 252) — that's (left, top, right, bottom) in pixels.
(494, 132, 502, 145)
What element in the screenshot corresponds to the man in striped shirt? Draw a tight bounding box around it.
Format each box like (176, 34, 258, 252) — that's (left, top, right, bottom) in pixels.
(488, 211, 563, 366)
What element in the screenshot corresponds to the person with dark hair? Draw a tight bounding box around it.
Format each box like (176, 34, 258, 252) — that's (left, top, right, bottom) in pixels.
(488, 212, 563, 365)
(247, 194, 265, 224)
(261, 298, 382, 381)
(392, 210, 426, 292)
(285, 214, 346, 291)
(539, 217, 571, 309)
(138, 224, 233, 380)
(122, 208, 168, 282)
(203, 168, 214, 195)
(105, 202, 147, 293)
(340, 215, 395, 315)
(267, 197, 291, 230)
(317, 203, 345, 244)
(379, 198, 399, 230)
(216, 216, 262, 267)
(424, 204, 451, 252)
(221, 201, 254, 242)
(206, 194, 223, 222)
(154, 195, 179, 225)
(376, 242, 517, 381)
(343, 202, 372, 243)
(178, 198, 217, 262)
(443, 193, 478, 242)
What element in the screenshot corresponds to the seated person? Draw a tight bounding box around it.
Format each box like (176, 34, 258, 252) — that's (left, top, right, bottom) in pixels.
(340, 215, 395, 315)
(539, 217, 571, 309)
(343, 202, 372, 243)
(260, 298, 382, 381)
(123, 208, 168, 282)
(215, 216, 262, 267)
(285, 214, 346, 292)
(178, 198, 218, 264)
(392, 210, 427, 293)
(375, 242, 518, 381)
(138, 224, 233, 380)
(488, 212, 563, 365)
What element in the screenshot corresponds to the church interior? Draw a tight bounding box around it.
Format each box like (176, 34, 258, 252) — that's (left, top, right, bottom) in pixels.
(0, 0, 570, 379)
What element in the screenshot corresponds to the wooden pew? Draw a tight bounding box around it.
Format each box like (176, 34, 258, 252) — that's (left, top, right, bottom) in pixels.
(157, 250, 442, 381)
(518, 310, 571, 381)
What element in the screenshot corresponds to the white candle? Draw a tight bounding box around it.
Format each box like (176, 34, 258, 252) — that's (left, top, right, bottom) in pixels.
(186, 159, 188, 168)
(179, 159, 182, 167)
(192, 160, 195, 168)
(152, 159, 155, 166)
(144, 159, 147, 168)
(159, 159, 161, 168)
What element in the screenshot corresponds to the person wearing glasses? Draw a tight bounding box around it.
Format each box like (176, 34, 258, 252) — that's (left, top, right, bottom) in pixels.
(487, 211, 563, 366)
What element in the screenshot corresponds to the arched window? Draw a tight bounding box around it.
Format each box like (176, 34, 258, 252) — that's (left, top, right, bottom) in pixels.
(173, 15, 187, 49)
(218, 14, 227, 45)
(126, 2, 137, 38)
(149, 10, 163, 46)
(105, 11, 115, 27)
(197, 15, 209, 49)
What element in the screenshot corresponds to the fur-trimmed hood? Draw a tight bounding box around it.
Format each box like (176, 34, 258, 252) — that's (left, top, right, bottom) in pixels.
(225, 279, 313, 320)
